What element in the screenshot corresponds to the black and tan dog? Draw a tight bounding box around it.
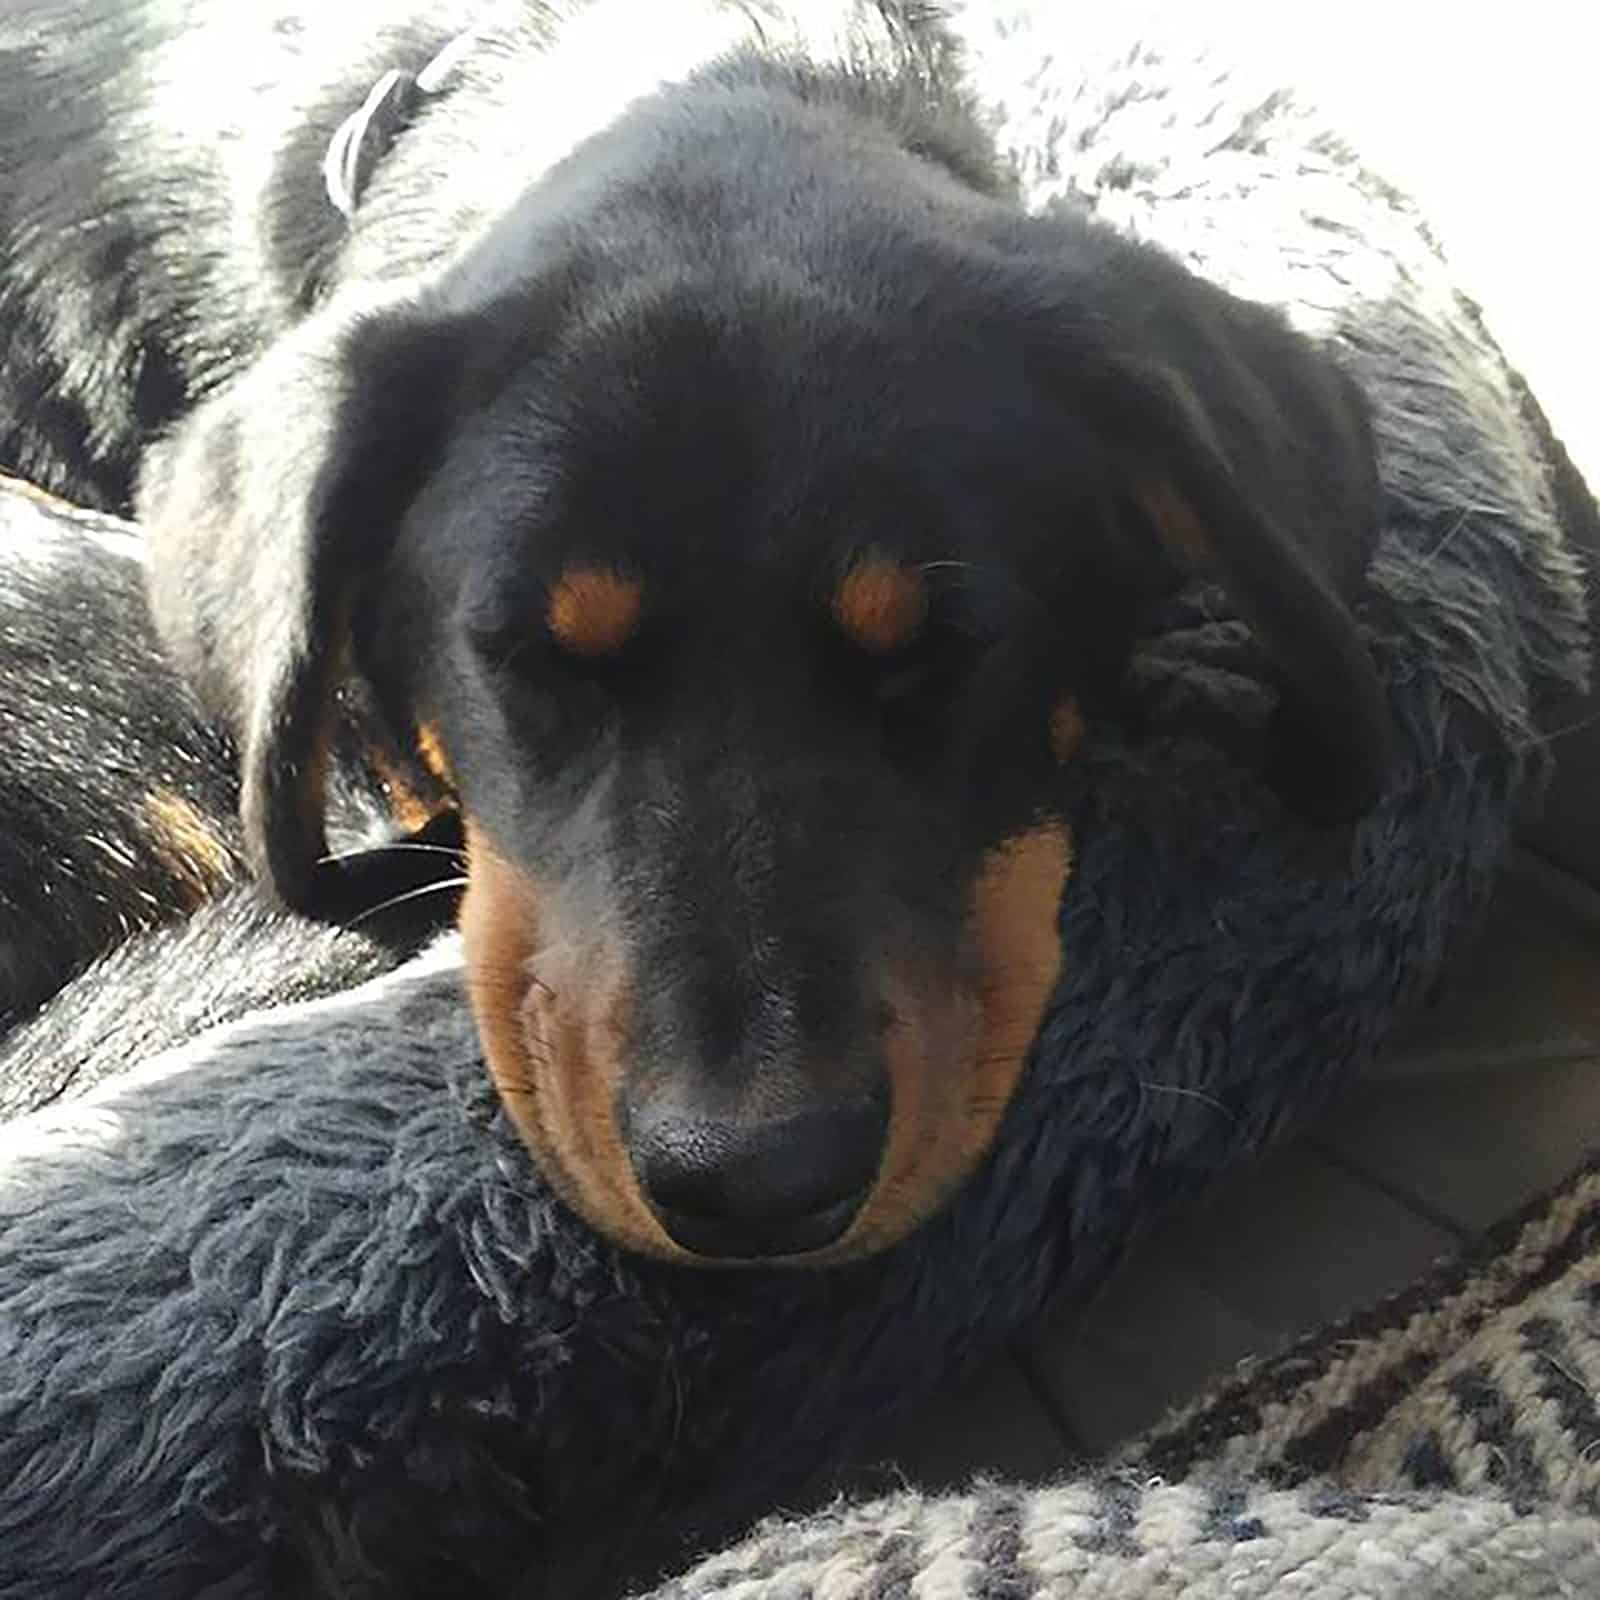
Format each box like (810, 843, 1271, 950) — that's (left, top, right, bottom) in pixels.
(0, 1, 1389, 1265)
(0, 473, 245, 1031)
(0, 473, 469, 1037)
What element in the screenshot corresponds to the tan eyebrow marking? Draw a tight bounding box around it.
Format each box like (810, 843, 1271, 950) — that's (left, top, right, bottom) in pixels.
(832, 554, 928, 655)
(546, 566, 644, 658)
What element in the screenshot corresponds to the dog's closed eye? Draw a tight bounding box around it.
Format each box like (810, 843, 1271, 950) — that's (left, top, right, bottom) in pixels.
(873, 657, 942, 705)
(856, 628, 1002, 775)
(869, 618, 989, 705)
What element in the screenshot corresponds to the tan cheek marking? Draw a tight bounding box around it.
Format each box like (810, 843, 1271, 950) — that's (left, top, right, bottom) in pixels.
(831, 820, 1071, 1263)
(832, 555, 928, 655)
(546, 566, 643, 658)
(1136, 479, 1215, 571)
(833, 963, 980, 1262)
(140, 789, 239, 904)
(966, 821, 1072, 1106)
(1050, 697, 1086, 764)
(459, 822, 685, 1262)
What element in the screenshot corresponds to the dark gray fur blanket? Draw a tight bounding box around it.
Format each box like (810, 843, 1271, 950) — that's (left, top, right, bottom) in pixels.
(0, 5, 1589, 1597)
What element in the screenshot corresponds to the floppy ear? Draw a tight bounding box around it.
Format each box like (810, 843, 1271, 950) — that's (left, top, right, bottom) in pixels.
(140, 297, 467, 909)
(1082, 277, 1391, 823)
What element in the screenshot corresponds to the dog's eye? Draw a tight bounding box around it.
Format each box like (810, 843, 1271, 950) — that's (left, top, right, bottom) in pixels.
(467, 622, 622, 750)
(508, 674, 621, 772)
(864, 629, 985, 745)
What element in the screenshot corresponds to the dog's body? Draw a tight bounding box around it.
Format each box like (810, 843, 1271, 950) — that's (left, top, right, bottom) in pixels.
(0, 475, 465, 1036)
(2, 0, 479, 512)
(0, 475, 245, 1029)
(0, 0, 1391, 1265)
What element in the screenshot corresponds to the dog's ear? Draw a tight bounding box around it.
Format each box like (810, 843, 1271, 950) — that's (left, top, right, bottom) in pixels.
(1070, 269, 1391, 823)
(140, 298, 469, 909)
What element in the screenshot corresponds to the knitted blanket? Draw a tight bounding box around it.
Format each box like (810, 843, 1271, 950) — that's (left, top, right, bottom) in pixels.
(0, 8, 1591, 1598)
(643, 1158, 1600, 1597)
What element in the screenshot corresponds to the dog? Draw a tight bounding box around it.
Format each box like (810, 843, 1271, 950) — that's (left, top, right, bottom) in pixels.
(0, 472, 249, 1031)
(0, 474, 468, 1037)
(0, 0, 1390, 1265)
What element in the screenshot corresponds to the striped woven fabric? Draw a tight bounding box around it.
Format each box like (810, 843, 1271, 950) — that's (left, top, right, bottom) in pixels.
(643, 1158, 1600, 1597)
(1129, 1156, 1600, 1506)
(646, 1479, 1596, 1598)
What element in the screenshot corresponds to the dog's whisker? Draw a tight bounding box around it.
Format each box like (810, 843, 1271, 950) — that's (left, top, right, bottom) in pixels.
(1408, 708, 1600, 782)
(1137, 1079, 1236, 1121)
(916, 559, 991, 576)
(317, 840, 468, 866)
(344, 875, 469, 929)
(1416, 502, 1488, 567)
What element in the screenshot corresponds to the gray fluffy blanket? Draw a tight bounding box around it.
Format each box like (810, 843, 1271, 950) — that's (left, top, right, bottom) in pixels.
(0, 5, 1589, 1597)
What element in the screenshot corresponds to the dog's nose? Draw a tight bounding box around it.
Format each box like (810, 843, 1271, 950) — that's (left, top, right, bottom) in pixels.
(626, 1088, 890, 1259)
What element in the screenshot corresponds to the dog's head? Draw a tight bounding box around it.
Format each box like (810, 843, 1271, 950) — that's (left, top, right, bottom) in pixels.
(141, 67, 1387, 1264)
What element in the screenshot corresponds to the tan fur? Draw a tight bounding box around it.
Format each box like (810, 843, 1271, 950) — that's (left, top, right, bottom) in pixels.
(460, 825, 680, 1259)
(839, 821, 1071, 1257)
(140, 789, 238, 903)
(546, 567, 644, 658)
(459, 816, 1070, 1267)
(832, 555, 928, 655)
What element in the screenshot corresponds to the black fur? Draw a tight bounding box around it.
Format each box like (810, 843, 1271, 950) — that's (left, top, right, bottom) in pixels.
(1, 2, 1389, 840)
(1, 1, 1390, 1253)
(0, 476, 461, 1034)
(0, 16, 1587, 1594)
(0, 477, 244, 1027)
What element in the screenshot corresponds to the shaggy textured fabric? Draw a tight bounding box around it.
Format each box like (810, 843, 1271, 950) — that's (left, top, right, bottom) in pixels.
(0, 7, 1591, 1598)
(638, 1158, 1600, 1598)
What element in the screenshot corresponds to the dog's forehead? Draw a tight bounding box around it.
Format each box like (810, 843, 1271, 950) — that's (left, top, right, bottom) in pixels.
(430, 255, 1110, 664)
(496, 323, 941, 564)
(512, 290, 1064, 534)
